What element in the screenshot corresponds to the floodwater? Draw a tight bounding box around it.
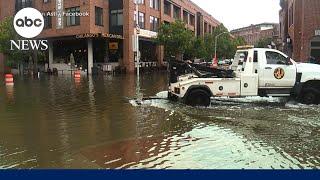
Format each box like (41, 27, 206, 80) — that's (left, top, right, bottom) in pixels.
(0, 73, 319, 169)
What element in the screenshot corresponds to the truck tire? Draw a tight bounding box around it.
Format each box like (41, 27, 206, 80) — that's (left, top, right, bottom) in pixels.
(300, 88, 320, 105)
(185, 89, 211, 107)
(168, 92, 178, 102)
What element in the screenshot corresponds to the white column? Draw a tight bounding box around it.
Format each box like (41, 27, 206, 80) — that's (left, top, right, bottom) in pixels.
(49, 41, 53, 69)
(87, 39, 93, 74)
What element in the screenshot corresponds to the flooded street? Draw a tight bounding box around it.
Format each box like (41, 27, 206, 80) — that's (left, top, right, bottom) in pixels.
(0, 73, 319, 169)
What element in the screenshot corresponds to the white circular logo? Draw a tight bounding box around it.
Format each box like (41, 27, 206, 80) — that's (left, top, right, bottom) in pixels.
(13, 8, 44, 39)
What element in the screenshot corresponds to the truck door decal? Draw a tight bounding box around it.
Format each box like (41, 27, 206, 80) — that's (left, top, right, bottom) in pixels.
(274, 68, 285, 79)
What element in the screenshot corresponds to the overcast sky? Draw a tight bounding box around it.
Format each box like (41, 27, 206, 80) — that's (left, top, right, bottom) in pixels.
(191, 0, 281, 31)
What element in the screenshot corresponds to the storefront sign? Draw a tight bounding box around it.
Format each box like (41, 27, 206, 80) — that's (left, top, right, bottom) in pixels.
(76, 33, 99, 39)
(76, 33, 124, 39)
(56, 0, 63, 29)
(109, 42, 119, 50)
(139, 29, 158, 39)
(315, 30, 320, 36)
(101, 33, 124, 39)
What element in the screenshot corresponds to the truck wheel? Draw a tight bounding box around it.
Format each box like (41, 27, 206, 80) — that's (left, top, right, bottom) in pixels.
(168, 92, 178, 102)
(301, 88, 320, 105)
(185, 89, 211, 107)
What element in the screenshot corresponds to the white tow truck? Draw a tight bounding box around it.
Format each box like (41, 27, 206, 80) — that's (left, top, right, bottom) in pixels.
(168, 46, 320, 106)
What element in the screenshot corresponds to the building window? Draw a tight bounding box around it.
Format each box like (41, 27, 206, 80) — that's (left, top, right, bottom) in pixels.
(204, 22, 208, 34)
(183, 11, 189, 24)
(164, 0, 171, 16)
(139, 12, 145, 29)
(150, 16, 159, 32)
(173, 6, 181, 20)
(111, 9, 123, 26)
(95, 7, 103, 26)
(190, 14, 195, 26)
(150, 0, 159, 10)
(134, 0, 144, 4)
(134, 11, 145, 29)
(43, 12, 52, 29)
(65, 7, 80, 26)
(15, 0, 33, 12)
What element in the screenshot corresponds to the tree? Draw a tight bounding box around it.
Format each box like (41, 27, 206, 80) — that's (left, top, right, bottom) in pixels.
(0, 16, 42, 73)
(229, 36, 247, 57)
(185, 36, 206, 60)
(157, 20, 194, 61)
(211, 24, 231, 59)
(157, 22, 247, 62)
(233, 37, 247, 47)
(0, 16, 27, 67)
(255, 37, 273, 48)
(186, 24, 234, 61)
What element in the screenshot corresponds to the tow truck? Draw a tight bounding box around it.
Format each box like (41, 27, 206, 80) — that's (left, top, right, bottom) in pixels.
(168, 46, 320, 106)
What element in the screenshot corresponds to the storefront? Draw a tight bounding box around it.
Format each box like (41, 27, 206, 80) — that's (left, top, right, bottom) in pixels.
(137, 29, 162, 68)
(48, 33, 124, 74)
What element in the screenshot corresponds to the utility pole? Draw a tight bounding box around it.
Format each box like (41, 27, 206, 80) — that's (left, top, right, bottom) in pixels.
(135, 1, 140, 77)
(134, 0, 143, 100)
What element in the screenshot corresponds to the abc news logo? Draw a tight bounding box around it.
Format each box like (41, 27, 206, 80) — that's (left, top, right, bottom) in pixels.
(11, 8, 48, 51)
(15, 16, 42, 28)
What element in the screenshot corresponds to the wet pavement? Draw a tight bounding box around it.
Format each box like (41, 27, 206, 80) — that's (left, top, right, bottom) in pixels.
(0, 73, 319, 169)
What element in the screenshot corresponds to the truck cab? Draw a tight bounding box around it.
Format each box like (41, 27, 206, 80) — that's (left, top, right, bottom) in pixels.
(168, 46, 320, 106)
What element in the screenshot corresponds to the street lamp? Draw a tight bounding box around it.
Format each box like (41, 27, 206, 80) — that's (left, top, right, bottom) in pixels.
(214, 31, 229, 64)
(135, 1, 141, 77)
(134, 0, 143, 100)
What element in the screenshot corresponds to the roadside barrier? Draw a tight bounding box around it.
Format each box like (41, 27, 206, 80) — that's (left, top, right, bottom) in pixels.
(5, 74, 14, 86)
(74, 71, 81, 84)
(74, 71, 81, 79)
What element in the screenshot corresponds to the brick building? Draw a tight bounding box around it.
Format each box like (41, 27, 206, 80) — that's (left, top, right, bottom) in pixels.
(279, 0, 320, 62)
(231, 23, 280, 48)
(0, 0, 220, 74)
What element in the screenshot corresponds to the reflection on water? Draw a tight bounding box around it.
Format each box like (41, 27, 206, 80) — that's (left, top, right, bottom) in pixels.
(0, 73, 319, 169)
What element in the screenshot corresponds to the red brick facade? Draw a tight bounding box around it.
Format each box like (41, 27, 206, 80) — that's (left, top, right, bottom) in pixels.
(0, 0, 220, 73)
(231, 23, 280, 47)
(280, 0, 320, 62)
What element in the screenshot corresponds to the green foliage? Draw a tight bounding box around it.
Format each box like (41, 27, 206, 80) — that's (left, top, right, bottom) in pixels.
(233, 37, 247, 47)
(157, 20, 194, 60)
(185, 36, 205, 59)
(0, 16, 39, 67)
(157, 22, 247, 61)
(191, 24, 247, 61)
(0, 17, 24, 66)
(255, 37, 273, 48)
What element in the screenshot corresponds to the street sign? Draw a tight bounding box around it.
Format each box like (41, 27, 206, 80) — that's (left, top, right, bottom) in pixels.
(56, 0, 64, 29)
(315, 30, 320, 36)
(132, 34, 139, 52)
